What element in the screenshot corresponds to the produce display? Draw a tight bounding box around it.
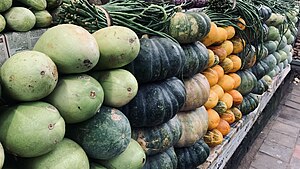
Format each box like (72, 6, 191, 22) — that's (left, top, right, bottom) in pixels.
(0, 0, 299, 168)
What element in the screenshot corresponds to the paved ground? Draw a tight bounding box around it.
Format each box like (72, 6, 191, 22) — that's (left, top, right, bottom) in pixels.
(237, 78, 300, 169)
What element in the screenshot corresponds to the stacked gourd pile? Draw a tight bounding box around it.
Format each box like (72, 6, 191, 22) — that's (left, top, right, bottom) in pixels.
(0, 0, 61, 33)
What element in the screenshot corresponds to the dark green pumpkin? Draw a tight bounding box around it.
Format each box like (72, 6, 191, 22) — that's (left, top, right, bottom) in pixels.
(132, 116, 182, 156)
(264, 41, 278, 54)
(267, 26, 280, 41)
(238, 93, 259, 115)
(124, 37, 185, 83)
(277, 36, 288, 50)
(251, 61, 270, 80)
(213, 101, 227, 115)
(121, 77, 186, 127)
(262, 23, 269, 41)
(66, 106, 131, 160)
(256, 44, 269, 61)
(251, 78, 269, 95)
(180, 41, 209, 78)
(143, 147, 177, 169)
(236, 70, 257, 96)
(257, 5, 272, 21)
(262, 54, 277, 71)
(175, 139, 210, 169)
(238, 45, 257, 70)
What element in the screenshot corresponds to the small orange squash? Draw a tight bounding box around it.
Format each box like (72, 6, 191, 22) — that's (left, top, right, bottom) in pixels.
(203, 68, 219, 87)
(228, 73, 241, 89)
(216, 119, 231, 136)
(211, 65, 224, 79)
(231, 37, 245, 54)
(237, 18, 246, 30)
(220, 93, 233, 109)
(208, 45, 227, 61)
(224, 26, 235, 39)
(207, 49, 215, 68)
(228, 55, 242, 72)
(214, 27, 228, 45)
(220, 40, 234, 56)
(207, 109, 221, 130)
(211, 84, 224, 99)
(219, 57, 234, 73)
(204, 129, 224, 147)
(227, 90, 243, 106)
(220, 109, 236, 124)
(217, 75, 235, 92)
(201, 22, 218, 47)
(204, 90, 219, 109)
(231, 107, 242, 122)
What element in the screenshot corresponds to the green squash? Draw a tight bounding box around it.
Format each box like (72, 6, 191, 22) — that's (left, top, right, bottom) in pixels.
(278, 50, 288, 62)
(238, 93, 259, 115)
(273, 52, 282, 64)
(251, 60, 270, 80)
(262, 54, 277, 71)
(180, 41, 209, 78)
(238, 45, 256, 70)
(143, 147, 177, 169)
(236, 70, 257, 96)
(98, 139, 146, 169)
(267, 69, 276, 78)
(67, 106, 131, 160)
(16, 0, 47, 10)
(262, 75, 273, 86)
(287, 34, 295, 45)
(0, 0, 12, 12)
(257, 5, 272, 21)
(266, 13, 285, 27)
(0, 143, 4, 169)
(0, 14, 5, 33)
(283, 59, 289, 69)
(0, 102, 65, 158)
(277, 36, 288, 50)
(4, 7, 36, 32)
(266, 26, 280, 41)
(124, 37, 185, 83)
(213, 101, 228, 115)
(45, 74, 104, 124)
(34, 10, 52, 28)
(264, 41, 278, 54)
(251, 78, 269, 95)
(284, 29, 292, 39)
(23, 138, 89, 169)
(256, 44, 269, 61)
(175, 139, 210, 169)
(176, 106, 208, 148)
(121, 77, 186, 127)
(132, 116, 182, 156)
(282, 45, 292, 55)
(287, 52, 293, 63)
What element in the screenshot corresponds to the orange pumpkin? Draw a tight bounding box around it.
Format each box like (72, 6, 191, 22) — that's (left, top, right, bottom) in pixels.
(220, 40, 234, 56)
(237, 18, 246, 30)
(216, 119, 231, 136)
(227, 90, 243, 106)
(208, 45, 227, 62)
(224, 26, 235, 39)
(228, 55, 242, 72)
(231, 37, 245, 54)
(228, 73, 241, 89)
(217, 75, 235, 92)
(201, 22, 218, 47)
(211, 84, 224, 99)
(231, 107, 242, 122)
(211, 65, 224, 79)
(207, 109, 221, 130)
(220, 93, 233, 109)
(214, 27, 228, 45)
(219, 57, 234, 73)
(204, 90, 219, 109)
(207, 49, 216, 68)
(220, 109, 236, 124)
(203, 68, 219, 87)
(204, 129, 224, 147)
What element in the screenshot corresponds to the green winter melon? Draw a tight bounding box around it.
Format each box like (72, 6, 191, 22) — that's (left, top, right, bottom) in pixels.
(0, 102, 65, 157)
(0, 14, 5, 33)
(0, 0, 12, 12)
(67, 106, 131, 160)
(4, 7, 36, 32)
(1, 51, 58, 101)
(34, 24, 100, 74)
(45, 74, 104, 123)
(98, 139, 146, 169)
(90, 69, 138, 108)
(0, 143, 4, 169)
(92, 26, 140, 70)
(23, 138, 89, 169)
(90, 163, 107, 169)
(16, 0, 47, 10)
(34, 10, 52, 28)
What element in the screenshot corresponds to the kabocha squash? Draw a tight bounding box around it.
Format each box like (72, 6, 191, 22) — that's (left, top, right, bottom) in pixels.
(204, 129, 223, 147)
(176, 106, 209, 148)
(264, 41, 278, 54)
(180, 41, 209, 78)
(201, 22, 218, 46)
(216, 119, 231, 136)
(207, 49, 216, 68)
(220, 109, 235, 124)
(231, 107, 242, 122)
(228, 55, 242, 73)
(228, 73, 241, 89)
(238, 45, 257, 70)
(211, 84, 224, 99)
(231, 37, 245, 54)
(236, 70, 257, 96)
(220, 93, 233, 109)
(238, 93, 259, 115)
(224, 26, 235, 39)
(121, 77, 186, 127)
(204, 90, 219, 109)
(212, 65, 224, 79)
(175, 139, 210, 169)
(252, 78, 269, 95)
(228, 90, 243, 106)
(132, 116, 182, 156)
(219, 58, 234, 73)
(66, 106, 131, 160)
(208, 45, 227, 61)
(220, 40, 234, 55)
(181, 73, 210, 111)
(250, 60, 271, 80)
(217, 75, 235, 92)
(168, 12, 211, 44)
(213, 101, 228, 115)
(256, 44, 269, 61)
(143, 147, 177, 169)
(124, 37, 185, 83)
(203, 68, 219, 87)
(207, 109, 221, 130)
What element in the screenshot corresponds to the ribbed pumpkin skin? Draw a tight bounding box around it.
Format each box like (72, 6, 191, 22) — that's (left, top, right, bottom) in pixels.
(175, 139, 210, 169)
(176, 106, 209, 148)
(121, 77, 186, 127)
(236, 70, 257, 96)
(132, 116, 182, 156)
(238, 93, 259, 115)
(238, 45, 257, 70)
(124, 37, 185, 83)
(180, 41, 209, 78)
(142, 147, 177, 169)
(66, 106, 131, 160)
(251, 78, 269, 95)
(181, 73, 210, 111)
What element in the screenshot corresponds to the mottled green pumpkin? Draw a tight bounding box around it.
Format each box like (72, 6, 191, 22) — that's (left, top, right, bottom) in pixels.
(213, 100, 228, 115)
(236, 70, 257, 96)
(251, 78, 269, 95)
(238, 45, 257, 70)
(238, 93, 259, 115)
(143, 147, 177, 169)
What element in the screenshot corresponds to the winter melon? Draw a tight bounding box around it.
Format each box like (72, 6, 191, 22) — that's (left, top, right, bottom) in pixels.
(45, 74, 104, 124)
(34, 10, 52, 28)
(4, 7, 36, 32)
(16, 0, 47, 10)
(1, 51, 58, 101)
(34, 24, 100, 74)
(0, 0, 12, 12)
(90, 69, 138, 108)
(0, 102, 65, 157)
(0, 14, 5, 33)
(0, 143, 4, 169)
(23, 138, 89, 169)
